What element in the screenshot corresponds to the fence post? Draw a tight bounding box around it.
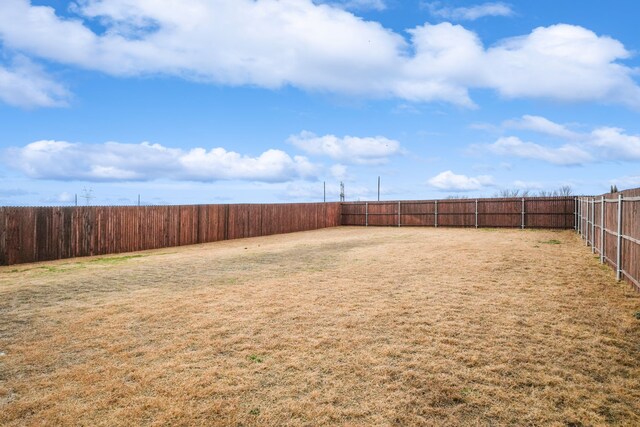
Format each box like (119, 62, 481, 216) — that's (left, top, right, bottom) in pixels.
(576, 197, 579, 235)
(600, 196, 604, 263)
(398, 201, 401, 227)
(521, 198, 525, 229)
(584, 197, 587, 243)
(616, 194, 623, 281)
(434, 200, 438, 228)
(585, 198, 589, 246)
(475, 199, 478, 228)
(365, 202, 368, 227)
(591, 198, 595, 253)
(573, 197, 578, 231)
(579, 197, 583, 237)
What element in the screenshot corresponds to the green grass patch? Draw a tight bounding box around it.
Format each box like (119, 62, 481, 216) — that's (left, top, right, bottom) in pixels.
(36, 264, 88, 274)
(2, 254, 146, 274)
(3, 264, 85, 274)
(86, 254, 146, 264)
(247, 354, 264, 363)
(539, 239, 562, 245)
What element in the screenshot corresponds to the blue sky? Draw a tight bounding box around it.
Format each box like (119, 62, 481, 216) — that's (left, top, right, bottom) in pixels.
(1, 0, 639, 206)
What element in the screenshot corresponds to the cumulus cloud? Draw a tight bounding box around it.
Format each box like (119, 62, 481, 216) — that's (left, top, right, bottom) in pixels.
(5, 140, 317, 182)
(0, 57, 69, 108)
(40, 191, 75, 204)
(427, 170, 493, 191)
(483, 115, 640, 164)
(486, 136, 592, 165)
(590, 127, 640, 160)
(425, 2, 514, 21)
(0, 1, 637, 108)
(482, 25, 639, 107)
(330, 164, 349, 180)
(56, 192, 75, 203)
(288, 131, 402, 164)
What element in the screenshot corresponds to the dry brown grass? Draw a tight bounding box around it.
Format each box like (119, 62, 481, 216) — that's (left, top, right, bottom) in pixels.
(1, 227, 639, 426)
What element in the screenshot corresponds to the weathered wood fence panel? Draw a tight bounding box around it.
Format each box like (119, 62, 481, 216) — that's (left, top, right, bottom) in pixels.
(341, 197, 576, 229)
(0, 202, 342, 266)
(577, 188, 640, 292)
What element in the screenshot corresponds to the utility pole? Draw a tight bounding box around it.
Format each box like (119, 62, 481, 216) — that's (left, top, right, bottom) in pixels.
(323, 181, 326, 202)
(138, 194, 141, 206)
(340, 182, 345, 202)
(377, 176, 380, 201)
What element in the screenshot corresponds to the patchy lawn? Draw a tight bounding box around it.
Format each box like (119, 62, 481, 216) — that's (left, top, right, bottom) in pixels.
(1, 227, 639, 426)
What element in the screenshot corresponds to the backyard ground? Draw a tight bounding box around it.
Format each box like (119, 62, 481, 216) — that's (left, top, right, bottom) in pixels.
(0, 227, 639, 426)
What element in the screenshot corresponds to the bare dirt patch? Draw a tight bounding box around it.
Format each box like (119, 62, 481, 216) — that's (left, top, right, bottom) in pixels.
(1, 227, 639, 426)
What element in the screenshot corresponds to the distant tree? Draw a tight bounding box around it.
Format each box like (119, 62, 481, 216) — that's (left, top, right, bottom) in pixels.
(494, 189, 519, 198)
(446, 195, 469, 199)
(537, 186, 572, 197)
(557, 185, 573, 196)
(610, 185, 618, 193)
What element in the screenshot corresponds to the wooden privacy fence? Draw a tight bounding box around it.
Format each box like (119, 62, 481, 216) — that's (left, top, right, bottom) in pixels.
(0, 203, 341, 266)
(1, 195, 623, 267)
(577, 188, 640, 292)
(341, 197, 576, 229)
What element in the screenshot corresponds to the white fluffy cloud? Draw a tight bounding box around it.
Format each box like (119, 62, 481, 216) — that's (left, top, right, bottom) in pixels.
(0, 57, 68, 108)
(288, 131, 401, 164)
(482, 25, 639, 106)
(0, 0, 637, 108)
(425, 2, 514, 21)
(428, 170, 493, 191)
(330, 164, 348, 180)
(484, 115, 640, 164)
(39, 191, 75, 204)
(590, 127, 640, 160)
(6, 140, 317, 182)
(487, 136, 592, 165)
